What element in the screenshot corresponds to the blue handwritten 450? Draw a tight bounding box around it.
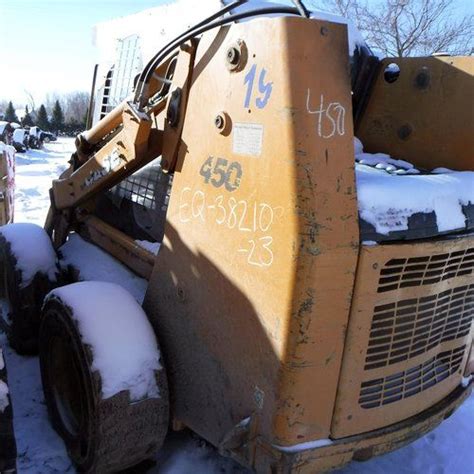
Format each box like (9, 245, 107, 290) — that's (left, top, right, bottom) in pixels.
(244, 64, 273, 109)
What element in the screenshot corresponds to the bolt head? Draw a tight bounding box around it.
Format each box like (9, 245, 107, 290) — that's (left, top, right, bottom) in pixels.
(227, 47, 240, 65)
(398, 124, 413, 140)
(214, 115, 224, 129)
(415, 70, 430, 89)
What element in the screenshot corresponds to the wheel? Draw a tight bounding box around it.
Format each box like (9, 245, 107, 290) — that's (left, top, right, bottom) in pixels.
(40, 282, 169, 473)
(0, 223, 59, 354)
(44, 137, 50, 143)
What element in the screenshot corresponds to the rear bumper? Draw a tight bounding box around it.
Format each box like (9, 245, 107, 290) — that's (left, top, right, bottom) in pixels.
(254, 382, 472, 473)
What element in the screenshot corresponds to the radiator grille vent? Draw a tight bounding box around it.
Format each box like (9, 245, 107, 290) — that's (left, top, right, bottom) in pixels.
(365, 285, 474, 370)
(378, 248, 474, 293)
(359, 346, 465, 409)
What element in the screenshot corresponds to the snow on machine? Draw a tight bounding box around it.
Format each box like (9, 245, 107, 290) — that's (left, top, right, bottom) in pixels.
(0, 122, 14, 146)
(11, 129, 29, 153)
(0, 1, 473, 472)
(28, 126, 43, 150)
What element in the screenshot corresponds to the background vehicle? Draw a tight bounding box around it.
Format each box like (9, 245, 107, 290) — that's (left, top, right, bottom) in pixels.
(39, 131, 56, 143)
(0, 1, 472, 473)
(28, 126, 43, 149)
(11, 128, 29, 152)
(0, 122, 14, 145)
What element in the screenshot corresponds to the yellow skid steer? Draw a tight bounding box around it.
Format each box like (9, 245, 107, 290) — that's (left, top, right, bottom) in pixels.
(0, 1, 473, 472)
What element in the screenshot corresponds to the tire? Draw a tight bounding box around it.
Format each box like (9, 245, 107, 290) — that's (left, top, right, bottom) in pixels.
(40, 285, 169, 473)
(0, 231, 57, 355)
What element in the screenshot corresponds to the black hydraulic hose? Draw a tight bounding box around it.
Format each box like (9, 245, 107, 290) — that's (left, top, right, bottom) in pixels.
(135, 0, 249, 103)
(134, 5, 301, 105)
(291, 0, 310, 18)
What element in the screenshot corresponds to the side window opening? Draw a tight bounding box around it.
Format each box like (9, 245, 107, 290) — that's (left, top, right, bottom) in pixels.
(94, 161, 173, 245)
(109, 34, 143, 107)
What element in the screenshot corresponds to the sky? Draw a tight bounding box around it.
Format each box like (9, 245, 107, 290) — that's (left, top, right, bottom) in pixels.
(0, 0, 168, 105)
(0, 0, 472, 106)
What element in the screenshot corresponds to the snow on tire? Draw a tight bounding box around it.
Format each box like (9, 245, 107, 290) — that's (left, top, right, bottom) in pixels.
(39, 281, 169, 473)
(0, 223, 59, 354)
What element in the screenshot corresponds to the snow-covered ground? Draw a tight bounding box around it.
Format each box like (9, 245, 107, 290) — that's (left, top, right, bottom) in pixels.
(13, 140, 71, 226)
(0, 138, 473, 473)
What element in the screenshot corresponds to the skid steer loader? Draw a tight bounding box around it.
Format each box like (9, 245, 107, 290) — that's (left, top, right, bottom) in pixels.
(0, 1, 473, 472)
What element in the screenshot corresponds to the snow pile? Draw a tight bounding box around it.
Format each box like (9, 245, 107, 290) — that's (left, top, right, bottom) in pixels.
(432, 167, 454, 174)
(12, 129, 27, 143)
(45, 281, 162, 401)
(355, 138, 474, 235)
(0, 223, 58, 287)
(60, 233, 148, 303)
(135, 239, 161, 254)
(354, 138, 419, 174)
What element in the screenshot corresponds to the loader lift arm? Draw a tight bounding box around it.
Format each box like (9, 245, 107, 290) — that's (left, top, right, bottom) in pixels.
(45, 1, 308, 248)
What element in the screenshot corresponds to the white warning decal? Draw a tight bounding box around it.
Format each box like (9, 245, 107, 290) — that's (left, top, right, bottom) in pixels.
(232, 122, 264, 157)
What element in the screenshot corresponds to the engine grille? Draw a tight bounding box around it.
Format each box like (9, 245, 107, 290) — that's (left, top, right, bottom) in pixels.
(359, 345, 466, 409)
(365, 284, 474, 370)
(378, 248, 474, 293)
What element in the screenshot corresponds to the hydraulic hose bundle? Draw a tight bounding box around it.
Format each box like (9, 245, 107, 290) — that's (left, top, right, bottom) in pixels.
(134, 0, 310, 106)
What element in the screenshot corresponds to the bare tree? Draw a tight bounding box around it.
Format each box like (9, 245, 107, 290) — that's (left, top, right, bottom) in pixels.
(24, 90, 36, 112)
(63, 91, 90, 124)
(319, 0, 473, 57)
(45, 92, 61, 115)
(45, 91, 89, 124)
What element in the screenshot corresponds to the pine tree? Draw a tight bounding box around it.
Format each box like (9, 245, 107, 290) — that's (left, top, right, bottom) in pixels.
(50, 100, 65, 133)
(36, 104, 50, 131)
(22, 105, 35, 127)
(4, 101, 19, 123)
